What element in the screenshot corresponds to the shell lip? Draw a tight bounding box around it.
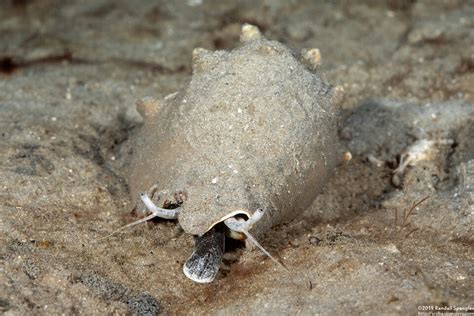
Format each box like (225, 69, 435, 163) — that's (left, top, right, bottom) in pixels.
(205, 209, 252, 233)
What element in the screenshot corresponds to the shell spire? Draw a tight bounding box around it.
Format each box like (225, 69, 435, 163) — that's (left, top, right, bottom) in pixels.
(240, 23, 263, 42)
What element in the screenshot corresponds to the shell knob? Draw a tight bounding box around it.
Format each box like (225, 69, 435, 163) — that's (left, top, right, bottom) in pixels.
(240, 23, 263, 42)
(302, 48, 322, 71)
(136, 96, 160, 120)
(331, 85, 345, 108)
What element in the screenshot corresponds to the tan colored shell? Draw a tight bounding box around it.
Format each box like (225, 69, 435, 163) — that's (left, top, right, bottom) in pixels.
(127, 24, 342, 237)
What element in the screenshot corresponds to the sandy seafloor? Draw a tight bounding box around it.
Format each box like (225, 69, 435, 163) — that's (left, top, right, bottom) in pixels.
(0, 0, 473, 315)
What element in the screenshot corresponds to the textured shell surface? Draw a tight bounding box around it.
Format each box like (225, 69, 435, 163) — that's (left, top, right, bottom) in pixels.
(128, 26, 341, 237)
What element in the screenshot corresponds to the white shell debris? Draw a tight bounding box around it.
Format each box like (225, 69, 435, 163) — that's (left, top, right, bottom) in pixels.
(393, 138, 453, 174)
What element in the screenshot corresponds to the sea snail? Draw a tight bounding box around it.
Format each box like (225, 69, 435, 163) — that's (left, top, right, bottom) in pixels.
(112, 24, 343, 283)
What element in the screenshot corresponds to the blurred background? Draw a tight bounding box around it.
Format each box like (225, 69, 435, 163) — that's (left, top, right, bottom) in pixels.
(0, 1, 472, 315)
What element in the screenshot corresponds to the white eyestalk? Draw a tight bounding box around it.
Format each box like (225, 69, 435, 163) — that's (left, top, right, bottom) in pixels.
(99, 192, 181, 240)
(224, 209, 286, 270)
(139, 192, 180, 219)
